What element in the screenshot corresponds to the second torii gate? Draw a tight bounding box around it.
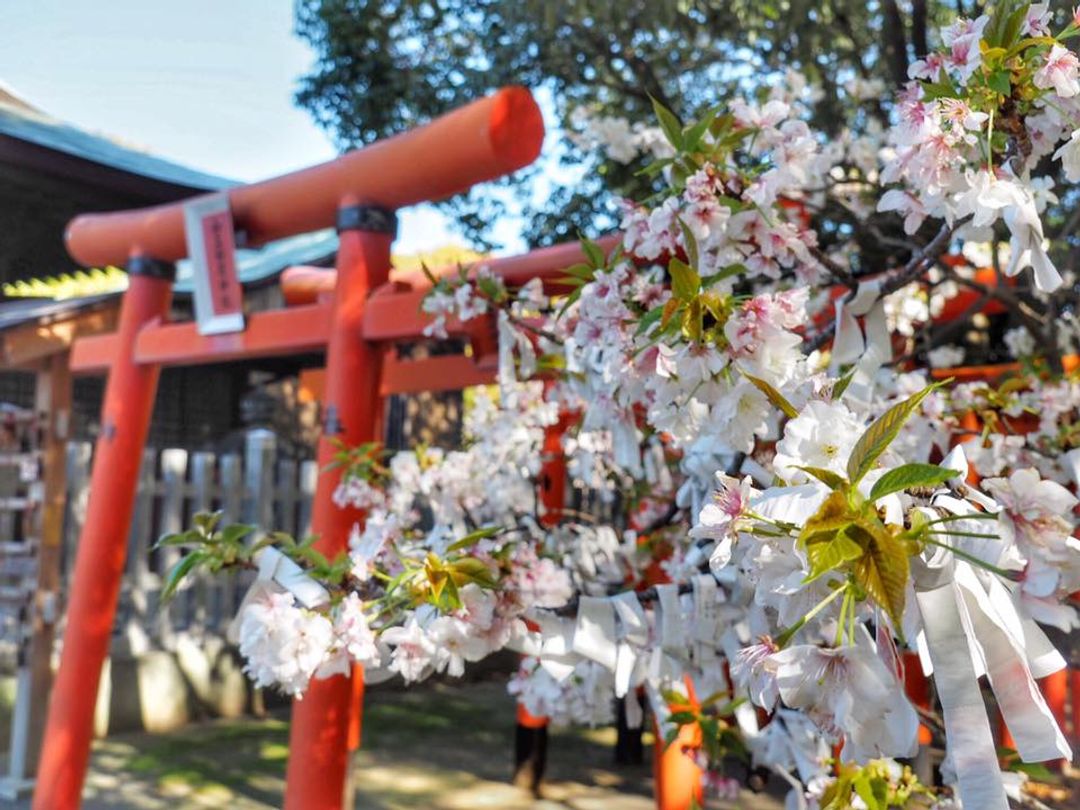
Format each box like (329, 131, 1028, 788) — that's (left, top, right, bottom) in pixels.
(64, 241, 611, 808)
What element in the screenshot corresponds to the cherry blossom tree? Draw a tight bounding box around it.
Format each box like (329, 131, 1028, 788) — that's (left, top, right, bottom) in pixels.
(164, 3, 1080, 807)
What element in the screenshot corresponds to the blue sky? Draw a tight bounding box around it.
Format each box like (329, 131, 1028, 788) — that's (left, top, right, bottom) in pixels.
(0, 0, 526, 255)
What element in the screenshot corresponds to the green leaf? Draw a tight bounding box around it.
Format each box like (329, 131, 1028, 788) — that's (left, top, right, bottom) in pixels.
(792, 465, 847, 490)
(297, 545, 330, 570)
(805, 530, 863, 583)
(985, 0, 1029, 46)
(659, 298, 681, 331)
(153, 530, 200, 551)
(192, 510, 222, 534)
(682, 107, 718, 152)
(562, 262, 595, 280)
(869, 463, 959, 501)
(635, 304, 667, 336)
(700, 263, 747, 288)
(846, 382, 940, 485)
(218, 523, 257, 546)
(680, 298, 703, 342)
(650, 95, 683, 150)
(986, 68, 1012, 96)
(668, 258, 700, 301)
(581, 238, 605, 269)
(852, 771, 886, 810)
(660, 688, 686, 705)
(161, 551, 206, 602)
(667, 710, 697, 725)
(450, 556, 499, 589)
(1000, 2, 1032, 48)
(742, 374, 799, 420)
(446, 526, 503, 552)
(636, 157, 673, 178)
(1007, 760, 1055, 780)
(800, 491, 853, 541)
(851, 520, 910, 632)
(831, 367, 856, 401)
(676, 217, 699, 271)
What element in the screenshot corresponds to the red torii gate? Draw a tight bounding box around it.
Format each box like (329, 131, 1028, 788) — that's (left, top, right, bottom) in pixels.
(32, 87, 556, 810)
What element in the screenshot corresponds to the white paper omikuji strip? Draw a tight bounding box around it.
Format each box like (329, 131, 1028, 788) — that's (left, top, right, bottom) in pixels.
(571, 595, 618, 671)
(256, 546, 330, 609)
(655, 583, 685, 652)
(612, 591, 648, 697)
(955, 564, 1072, 763)
(916, 583, 1008, 810)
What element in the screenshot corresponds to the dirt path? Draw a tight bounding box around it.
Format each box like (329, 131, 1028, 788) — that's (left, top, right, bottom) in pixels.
(33, 680, 787, 809)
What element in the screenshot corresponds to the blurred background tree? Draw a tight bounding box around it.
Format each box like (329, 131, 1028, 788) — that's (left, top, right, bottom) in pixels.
(293, 0, 958, 248)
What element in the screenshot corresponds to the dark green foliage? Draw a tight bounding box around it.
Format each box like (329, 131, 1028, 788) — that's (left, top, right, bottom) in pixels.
(293, 0, 955, 247)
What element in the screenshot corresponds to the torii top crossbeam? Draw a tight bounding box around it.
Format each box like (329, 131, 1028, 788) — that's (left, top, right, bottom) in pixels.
(64, 87, 544, 267)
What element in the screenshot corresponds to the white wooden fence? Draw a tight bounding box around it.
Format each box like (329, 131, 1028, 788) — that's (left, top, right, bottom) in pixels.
(61, 429, 318, 648)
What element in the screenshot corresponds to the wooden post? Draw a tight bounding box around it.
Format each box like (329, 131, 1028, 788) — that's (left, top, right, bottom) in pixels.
(24, 353, 72, 776)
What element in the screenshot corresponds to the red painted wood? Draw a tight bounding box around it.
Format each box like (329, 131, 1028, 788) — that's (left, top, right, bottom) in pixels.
(283, 225, 393, 810)
(32, 272, 173, 810)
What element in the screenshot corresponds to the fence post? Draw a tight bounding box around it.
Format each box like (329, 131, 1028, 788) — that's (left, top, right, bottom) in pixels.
(298, 460, 318, 537)
(127, 449, 157, 637)
(276, 458, 298, 539)
(156, 448, 189, 645)
(243, 430, 277, 530)
(190, 452, 216, 633)
(23, 353, 72, 782)
(61, 442, 92, 587)
(218, 452, 244, 619)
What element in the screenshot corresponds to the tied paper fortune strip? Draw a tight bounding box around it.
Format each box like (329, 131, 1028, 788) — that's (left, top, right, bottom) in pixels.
(655, 583, 685, 652)
(226, 546, 331, 644)
(256, 547, 331, 609)
(953, 563, 1072, 763)
(915, 573, 1009, 810)
(829, 279, 892, 405)
(612, 591, 648, 698)
(572, 595, 618, 671)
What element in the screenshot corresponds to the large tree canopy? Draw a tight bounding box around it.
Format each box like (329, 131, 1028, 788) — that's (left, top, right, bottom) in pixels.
(294, 0, 958, 247)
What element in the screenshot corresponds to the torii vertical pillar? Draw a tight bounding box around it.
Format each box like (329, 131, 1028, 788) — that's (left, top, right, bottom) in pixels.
(512, 412, 566, 792)
(283, 204, 395, 810)
(32, 257, 174, 810)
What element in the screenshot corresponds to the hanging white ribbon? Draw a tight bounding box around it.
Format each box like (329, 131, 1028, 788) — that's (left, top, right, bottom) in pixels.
(612, 592, 649, 698)
(915, 564, 1009, 810)
(655, 583, 685, 653)
(953, 564, 1071, 763)
(828, 279, 893, 407)
(913, 495, 1074, 810)
(831, 297, 865, 368)
(225, 547, 331, 644)
(690, 575, 721, 673)
(256, 547, 331, 609)
(572, 595, 619, 671)
(519, 612, 580, 681)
